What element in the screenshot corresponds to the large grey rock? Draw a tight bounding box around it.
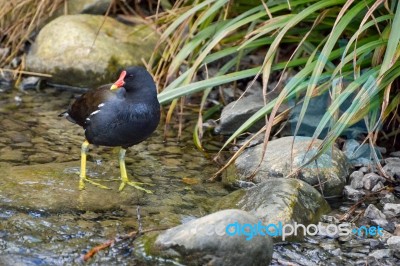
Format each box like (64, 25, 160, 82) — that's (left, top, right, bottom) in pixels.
(216, 179, 330, 241)
(26, 15, 158, 87)
(154, 209, 274, 266)
(223, 136, 349, 197)
(0, 161, 147, 211)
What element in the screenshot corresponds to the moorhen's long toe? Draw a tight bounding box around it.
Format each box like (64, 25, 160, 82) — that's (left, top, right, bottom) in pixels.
(60, 66, 160, 193)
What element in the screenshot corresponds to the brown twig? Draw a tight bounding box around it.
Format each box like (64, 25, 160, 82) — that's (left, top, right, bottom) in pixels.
(82, 227, 168, 262)
(0, 68, 52, 77)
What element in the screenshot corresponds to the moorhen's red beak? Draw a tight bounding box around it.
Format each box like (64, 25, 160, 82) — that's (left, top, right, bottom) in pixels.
(110, 70, 127, 90)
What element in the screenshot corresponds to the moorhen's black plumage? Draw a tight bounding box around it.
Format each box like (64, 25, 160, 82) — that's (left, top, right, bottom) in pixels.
(60, 66, 160, 193)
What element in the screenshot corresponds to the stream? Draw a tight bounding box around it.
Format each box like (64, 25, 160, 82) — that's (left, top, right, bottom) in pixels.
(0, 87, 397, 265)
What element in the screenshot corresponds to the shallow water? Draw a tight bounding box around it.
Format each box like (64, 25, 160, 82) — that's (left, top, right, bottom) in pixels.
(0, 87, 398, 266)
(0, 87, 230, 265)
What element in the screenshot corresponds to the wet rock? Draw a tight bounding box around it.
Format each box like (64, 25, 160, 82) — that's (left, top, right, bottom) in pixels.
(358, 166, 369, 173)
(0, 254, 53, 266)
(385, 157, 400, 164)
(28, 153, 55, 164)
(0, 149, 24, 162)
(224, 136, 349, 197)
(216, 179, 330, 241)
(0, 137, 11, 145)
(350, 171, 364, 189)
(0, 161, 149, 211)
(363, 173, 385, 190)
(381, 193, 399, 204)
(378, 230, 394, 244)
(395, 226, 400, 237)
(234, 133, 265, 151)
(352, 246, 370, 254)
(342, 139, 382, 167)
(342, 139, 360, 158)
(387, 236, 400, 250)
(215, 93, 265, 135)
(372, 219, 395, 233)
(372, 181, 384, 192)
(331, 248, 342, 256)
(319, 242, 337, 250)
(343, 252, 365, 259)
(18, 76, 42, 91)
(287, 93, 331, 138)
(383, 157, 400, 178)
(383, 203, 400, 218)
(364, 204, 386, 220)
(317, 223, 340, 239)
(4, 131, 31, 143)
(369, 249, 393, 259)
(0, 118, 28, 131)
(369, 239, 381, 249)
(0, 68, 13, 92)
(12, 142, 33, 150)
(320, 215, 339, 224)
(154, 209, 274, 266)
(26, 15, 158, 87)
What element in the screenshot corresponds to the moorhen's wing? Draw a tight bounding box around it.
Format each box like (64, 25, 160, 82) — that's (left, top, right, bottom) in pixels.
(66, 84, 115, 127)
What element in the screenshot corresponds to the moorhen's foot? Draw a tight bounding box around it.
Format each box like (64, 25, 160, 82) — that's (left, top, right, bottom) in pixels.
(79, 176, 111, 190)
(118, 180, 153, 193)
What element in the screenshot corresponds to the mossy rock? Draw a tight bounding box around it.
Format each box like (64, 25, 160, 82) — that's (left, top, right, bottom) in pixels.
(215, 179, 331, 241)
(26, 14, 158, 87)
(223, 136, 350, 197)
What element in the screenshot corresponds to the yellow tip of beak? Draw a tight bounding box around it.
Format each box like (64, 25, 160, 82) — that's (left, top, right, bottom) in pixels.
(110, 84, 119, 90)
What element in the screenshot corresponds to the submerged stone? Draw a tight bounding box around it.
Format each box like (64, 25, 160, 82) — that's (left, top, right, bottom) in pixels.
(0, 161, 146, 211)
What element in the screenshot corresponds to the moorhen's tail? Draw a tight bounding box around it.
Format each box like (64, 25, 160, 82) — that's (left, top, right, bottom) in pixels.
(59, 111, 77, 124)
(58, 111, 67, 117)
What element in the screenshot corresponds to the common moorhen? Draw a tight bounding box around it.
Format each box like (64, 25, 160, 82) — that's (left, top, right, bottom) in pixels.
(60, 66, 160, 193)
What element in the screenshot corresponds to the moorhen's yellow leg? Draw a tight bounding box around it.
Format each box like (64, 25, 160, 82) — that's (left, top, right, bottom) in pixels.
(118, 148, 152, 193)
(79, 140, 110, 190)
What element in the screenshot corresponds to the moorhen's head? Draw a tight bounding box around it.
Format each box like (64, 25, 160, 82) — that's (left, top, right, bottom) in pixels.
(110, 66, 157, 94)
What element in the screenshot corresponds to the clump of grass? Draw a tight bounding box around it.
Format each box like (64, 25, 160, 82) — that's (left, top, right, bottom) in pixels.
(0, 0, 66, 68)
(151, 0, 400, 174)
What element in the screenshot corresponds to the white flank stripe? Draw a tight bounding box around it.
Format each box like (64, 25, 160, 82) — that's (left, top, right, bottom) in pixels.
(90, 110, 100, 116)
